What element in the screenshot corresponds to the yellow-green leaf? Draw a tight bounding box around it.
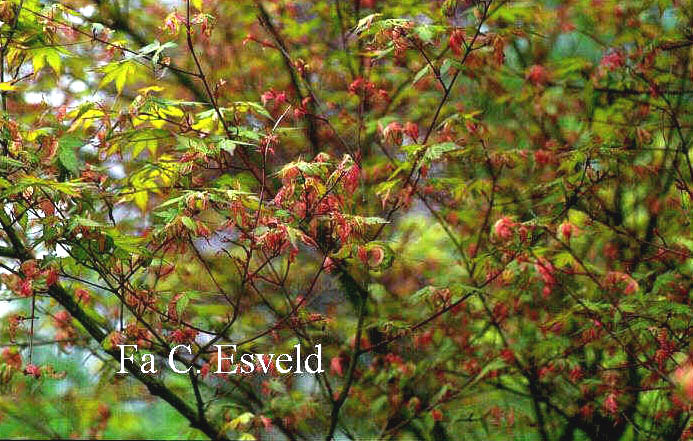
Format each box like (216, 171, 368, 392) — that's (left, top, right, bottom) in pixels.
(134, 190, 148, 213)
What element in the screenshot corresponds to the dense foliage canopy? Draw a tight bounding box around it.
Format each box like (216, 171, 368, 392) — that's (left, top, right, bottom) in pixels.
(1, 0, 693, 440)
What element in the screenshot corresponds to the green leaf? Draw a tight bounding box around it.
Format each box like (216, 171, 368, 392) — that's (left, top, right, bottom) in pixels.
(46, 50, 62, 74)
(70, 217, 106, 229)
(138, 40, 178, 66)
(58, 136, 82, 174)
(106, 229, 147, 254)
(424, 142, 459, 162)
(176, 293, 191, 317)
(227, 412, 254, 430)
(413, 64, 431, 85)
(129, 129, 165, 158)
(230, 102, 272, 119)
(353, 13, 383, 35)
(219, 139, 236, 155)
(413, 24, 444, 43)
(134, 191, 149, 213)
(359, 216, 389, 225)
(100, 61, 138, 94)
(32, 47, 64, 74)
(181, 216, 196, 231)
(0, 156, 24, 170)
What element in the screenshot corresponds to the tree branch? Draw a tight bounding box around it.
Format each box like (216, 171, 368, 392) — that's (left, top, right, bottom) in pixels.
(0, 211, 229, 441)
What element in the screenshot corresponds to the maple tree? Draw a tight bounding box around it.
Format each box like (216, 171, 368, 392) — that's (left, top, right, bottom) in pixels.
(1, 0, 693, 440)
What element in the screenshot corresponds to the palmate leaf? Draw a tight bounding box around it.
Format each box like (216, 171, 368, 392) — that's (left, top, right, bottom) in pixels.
(128, 128, 168, 158)
(352, 216, 389, 225)
(0, 155, 24, 170)
(353, 14, 410, 37)
(351, 13, 383, 35)
(1, 1, 692, 440)
(218, 139, 236, 155)
(2, 177, 85, 198)
(31, 47, 64, 74)
(58, 135, 82, 174)
(180, 216, 196, 231)
(410, 285, 437, 304)
(137, 40, 178, 66)
(401, 142, 461, 163)
(69, 216, 107, 230)
(107, 230, 148, 255)
(230, 102, 272, 119)
(423, 142, 461, 162)
(175, 291, 197, 318)
(154, 193, 187, 211)
(413, 64, 431, 85)
(66, 104, 105, 132)
(99, 60, 139, 94)
(276, 159, 326, 178)
(119, 164, 172, 213)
